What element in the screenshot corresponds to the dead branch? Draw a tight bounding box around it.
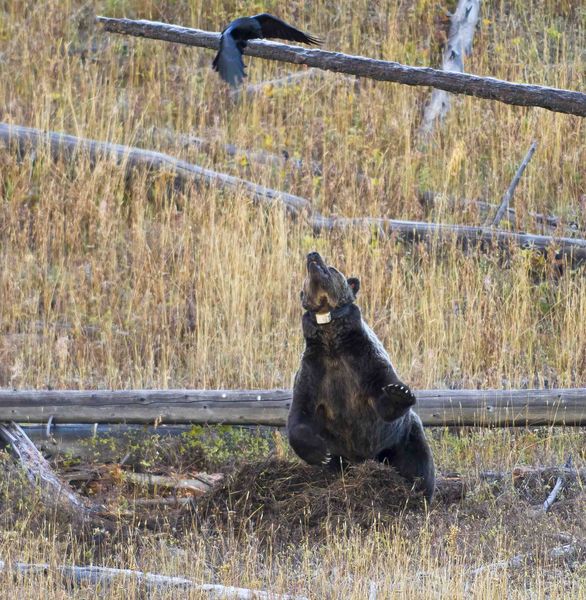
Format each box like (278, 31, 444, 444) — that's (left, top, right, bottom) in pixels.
(542, 455, 573, 513)
(3, 124, 586, 263)
(0, 123, 311, 214)
(310, 214, 586, 264)
(492, 141, 538, 226)
(0, 559, 307, 599)
(96, 16, 586, 117)
(419, 0, 481, 136)
(4, 388, 586, 427)
(0, 422, 110, 528)
(418, 190, 573, 233)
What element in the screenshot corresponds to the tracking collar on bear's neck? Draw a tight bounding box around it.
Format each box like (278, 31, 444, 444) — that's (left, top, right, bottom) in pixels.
(309, 303, 354, 325)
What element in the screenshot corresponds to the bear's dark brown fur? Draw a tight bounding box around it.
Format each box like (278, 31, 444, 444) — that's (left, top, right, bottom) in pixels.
(287, 252, 435, 500)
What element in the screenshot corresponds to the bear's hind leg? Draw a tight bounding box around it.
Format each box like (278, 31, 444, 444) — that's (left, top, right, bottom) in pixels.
(377, 421, 435, 502)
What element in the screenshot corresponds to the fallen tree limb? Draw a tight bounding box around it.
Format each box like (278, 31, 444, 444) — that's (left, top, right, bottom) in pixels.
(0, 422, 110, 528)
(96, 17, 586, 117)
(3, 388, 586, 426)
(0, 123, 311, 214)
(0, 559, 307, 599)
(492, 141, 538, 226)
(310, 214, 586, 263)
(418, 190, 571, 232)
(4, 124, 586, 261)
(419, 0, 481, 136)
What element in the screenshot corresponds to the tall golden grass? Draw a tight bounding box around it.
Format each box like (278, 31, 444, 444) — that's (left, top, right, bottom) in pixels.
(0, 0, 585, 597)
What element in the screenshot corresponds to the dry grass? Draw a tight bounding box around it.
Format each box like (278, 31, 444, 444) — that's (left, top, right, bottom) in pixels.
(1, 0, 586, 597)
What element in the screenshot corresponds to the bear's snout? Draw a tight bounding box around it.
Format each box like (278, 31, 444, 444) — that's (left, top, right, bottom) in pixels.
(307, 252, 328, 276)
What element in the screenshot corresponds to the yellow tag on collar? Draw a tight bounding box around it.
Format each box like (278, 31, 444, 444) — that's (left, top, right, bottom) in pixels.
(315, 312, 332, 325)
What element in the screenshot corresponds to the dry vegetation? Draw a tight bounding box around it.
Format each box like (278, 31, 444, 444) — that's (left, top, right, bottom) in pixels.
(0, 0, 585, 597)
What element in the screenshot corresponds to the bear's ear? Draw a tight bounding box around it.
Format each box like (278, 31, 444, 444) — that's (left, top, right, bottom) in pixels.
(347, 277, 360, 296)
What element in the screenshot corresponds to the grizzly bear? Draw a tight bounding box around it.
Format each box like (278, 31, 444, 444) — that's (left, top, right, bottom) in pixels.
(287, 252, 435, 501)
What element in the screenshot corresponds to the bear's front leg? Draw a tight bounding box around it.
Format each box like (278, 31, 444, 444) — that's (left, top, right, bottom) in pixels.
(288, 423, 331, 466)
(373, 383, 416, 421)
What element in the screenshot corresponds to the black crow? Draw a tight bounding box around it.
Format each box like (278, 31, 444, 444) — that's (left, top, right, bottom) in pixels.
(212, 13, 321, 87)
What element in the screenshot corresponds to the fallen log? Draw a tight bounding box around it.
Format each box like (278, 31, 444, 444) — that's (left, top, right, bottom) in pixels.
(96, 17, 586, 117)
(3, 388, 586, 427)
(4, 124, 585, 260)
(310, 214, 586, 263)
(0, 123, 311, 214)
(491, 141, 538, 226)
(419, 0, 481, 136)
(0, 560, 307, 599)
(417, 190, 571, 232)
(0, 422, 110, 528)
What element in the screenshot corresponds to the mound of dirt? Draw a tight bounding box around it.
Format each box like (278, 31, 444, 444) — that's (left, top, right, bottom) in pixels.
(190, 458, 428, 541)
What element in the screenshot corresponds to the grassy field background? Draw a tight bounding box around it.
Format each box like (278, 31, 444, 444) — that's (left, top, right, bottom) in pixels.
(0, 0, 585, 597)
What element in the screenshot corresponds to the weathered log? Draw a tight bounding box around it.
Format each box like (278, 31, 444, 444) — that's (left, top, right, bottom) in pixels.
(4, 123, 585, 260)
(492, 141, 538, 226)
(96, 17, 586, 117)
(417, 190, 571, 232)
(0, 422, 110, 527)
(0, 560, 307, 599)
(0, 123, 311, 214)
(419, 0, 481, 136)
(310, 214, 586, 263)
(3, 388, 586, 427)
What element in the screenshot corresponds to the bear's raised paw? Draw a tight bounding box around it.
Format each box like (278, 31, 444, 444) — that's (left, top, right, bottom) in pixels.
(382, 383, 416, 407)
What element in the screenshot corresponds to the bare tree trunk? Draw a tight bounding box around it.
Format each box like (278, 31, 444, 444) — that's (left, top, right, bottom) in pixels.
(96, 17, 586, 117)
(419, 0, 481, 136)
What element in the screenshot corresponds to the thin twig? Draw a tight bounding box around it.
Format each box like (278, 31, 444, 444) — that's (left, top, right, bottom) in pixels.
(419, 0, 481, 136)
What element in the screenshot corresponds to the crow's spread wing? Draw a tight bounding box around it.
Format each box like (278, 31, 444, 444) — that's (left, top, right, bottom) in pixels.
(253, 13, 321, 45)
(212, 34, 246, 87)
